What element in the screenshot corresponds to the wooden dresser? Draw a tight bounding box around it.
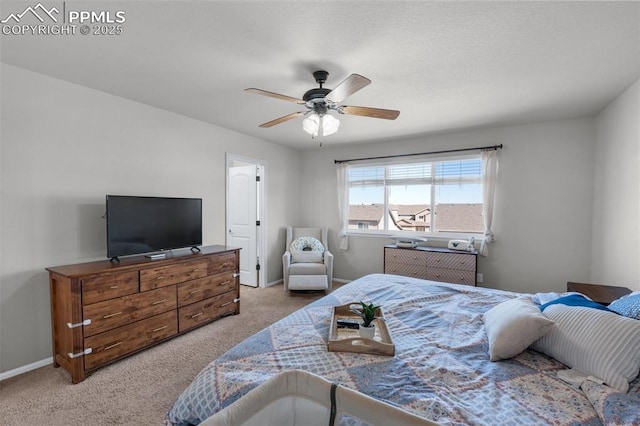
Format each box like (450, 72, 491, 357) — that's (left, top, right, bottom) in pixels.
(47, 245, 240, 383)
(384, 245, 477, 286)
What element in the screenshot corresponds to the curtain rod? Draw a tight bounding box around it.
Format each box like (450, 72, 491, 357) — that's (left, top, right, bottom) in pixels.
(334, 144, 503, 164)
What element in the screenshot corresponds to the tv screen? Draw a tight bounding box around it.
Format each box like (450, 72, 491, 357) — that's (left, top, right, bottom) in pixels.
(106, 195, 202, 259)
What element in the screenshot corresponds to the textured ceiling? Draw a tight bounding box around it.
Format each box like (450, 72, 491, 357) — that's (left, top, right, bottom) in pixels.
(1, 1, 639, 149)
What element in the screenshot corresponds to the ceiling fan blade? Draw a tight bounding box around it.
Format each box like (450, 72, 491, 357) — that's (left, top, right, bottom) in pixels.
(340, 105, 400, 120)
(245, 88, 304, 104)
(258, 112, 304, 128)
(325, 74, 371, 103)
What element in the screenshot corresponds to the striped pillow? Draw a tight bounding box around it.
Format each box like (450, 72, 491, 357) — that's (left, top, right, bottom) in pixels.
(531, 304, 640, 392)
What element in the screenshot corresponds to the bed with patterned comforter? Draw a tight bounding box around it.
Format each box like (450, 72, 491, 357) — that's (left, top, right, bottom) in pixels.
(166, 274, 640, 426)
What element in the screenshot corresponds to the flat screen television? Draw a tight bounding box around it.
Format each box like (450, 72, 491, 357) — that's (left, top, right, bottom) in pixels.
(106, 195, 202, 260)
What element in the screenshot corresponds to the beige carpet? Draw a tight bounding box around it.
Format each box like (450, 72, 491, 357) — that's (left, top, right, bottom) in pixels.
(0, 284, 336, 425)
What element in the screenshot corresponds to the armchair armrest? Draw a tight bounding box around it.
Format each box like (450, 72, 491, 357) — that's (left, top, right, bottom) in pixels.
(282, 251, 292, 290)
(324, 250, 334, 290)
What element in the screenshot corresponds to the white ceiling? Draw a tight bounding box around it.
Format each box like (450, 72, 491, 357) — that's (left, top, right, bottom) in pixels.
(2, 1, 639, 150)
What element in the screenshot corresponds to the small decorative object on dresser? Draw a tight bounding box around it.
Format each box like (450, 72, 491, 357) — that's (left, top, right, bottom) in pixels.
(47, 245, 240, 383)
(384, 244, 477, 285)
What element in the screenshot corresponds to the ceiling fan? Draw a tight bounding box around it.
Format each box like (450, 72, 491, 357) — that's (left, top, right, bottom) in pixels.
(245, 70, 400, 138)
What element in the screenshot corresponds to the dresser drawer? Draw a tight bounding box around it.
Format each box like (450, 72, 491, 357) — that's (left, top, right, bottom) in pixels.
(84, 310, 177, 370)
(81, 271, 139, 305)
(208, 252, 237, 275)
(384, 261, 428, 279)
(140, 260, 208, 291)
(177, 272, 237, 307)
(82, 286, 177, 337)
(425, 268, 476, 285)
(178, 291, 237, 332)
(424, 252, 475, 271)
(385, 248, 429, 265)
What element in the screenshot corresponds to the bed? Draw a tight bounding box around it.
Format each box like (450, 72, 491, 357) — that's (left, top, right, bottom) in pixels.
(166, 274, 640, 426)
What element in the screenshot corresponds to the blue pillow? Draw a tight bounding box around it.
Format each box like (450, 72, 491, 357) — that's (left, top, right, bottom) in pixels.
(608, 292, 640, 320)
(540, 294, 610, 312)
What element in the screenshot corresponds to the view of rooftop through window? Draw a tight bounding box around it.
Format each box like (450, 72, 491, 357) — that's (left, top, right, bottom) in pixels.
(347, 157, 483, 234)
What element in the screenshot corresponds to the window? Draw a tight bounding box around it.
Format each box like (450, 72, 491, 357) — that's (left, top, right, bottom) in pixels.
(346, 155, 483, 235)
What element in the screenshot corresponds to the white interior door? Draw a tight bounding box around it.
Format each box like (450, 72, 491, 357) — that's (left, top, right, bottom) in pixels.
(228, 165, 258, 287)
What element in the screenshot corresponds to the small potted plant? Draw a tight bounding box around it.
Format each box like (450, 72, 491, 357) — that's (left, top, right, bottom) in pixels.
(351, 301, 381, 339)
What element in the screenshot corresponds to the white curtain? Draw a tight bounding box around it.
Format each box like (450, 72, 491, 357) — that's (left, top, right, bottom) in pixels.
(480, 150, 498, 256)
(336, 163, 349, 250)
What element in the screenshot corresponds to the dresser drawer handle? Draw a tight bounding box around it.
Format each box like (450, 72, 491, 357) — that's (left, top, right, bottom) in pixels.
(103, 311, 122, 319)
(191, 269, 199, 273)
(435, 274, 441, 278)
(190, 289, 203, 294)
(156, 276, 164, 280)
(191, 312, 203, 319)
(220, 301, 231, 307)
(151, 299, 167, 305)
(109, 285, 119, 289)
(460, 277, 465, 281)
(152, 325, 168, 332)
(233, 273, 240, 278)
(219, 280, 231, 286)
(104, 342, 122, 351)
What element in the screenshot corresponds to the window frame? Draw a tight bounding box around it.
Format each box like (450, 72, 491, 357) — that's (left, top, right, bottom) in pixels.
(343, 153, 484, 241)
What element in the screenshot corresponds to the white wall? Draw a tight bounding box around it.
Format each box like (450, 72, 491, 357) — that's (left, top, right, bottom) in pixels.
(298, 118, 596, 294)
(0, 64, 300, 373)
(591, 78, 640, 290)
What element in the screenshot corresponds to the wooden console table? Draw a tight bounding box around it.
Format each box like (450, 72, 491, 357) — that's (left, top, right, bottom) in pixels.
(566, 281, 632, 305)
(47, 245, 240, 383)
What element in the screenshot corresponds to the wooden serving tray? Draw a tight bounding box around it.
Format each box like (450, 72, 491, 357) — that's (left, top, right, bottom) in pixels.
(327, 303, 395, 356)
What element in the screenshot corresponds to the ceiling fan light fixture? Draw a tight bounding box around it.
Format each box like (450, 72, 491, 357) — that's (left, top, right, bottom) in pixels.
(302, 113, 320, 137)
(322, 113, 340, 136)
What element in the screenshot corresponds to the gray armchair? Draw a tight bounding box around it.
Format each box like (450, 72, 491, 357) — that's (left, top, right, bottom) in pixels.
(283, 227, 334, 291)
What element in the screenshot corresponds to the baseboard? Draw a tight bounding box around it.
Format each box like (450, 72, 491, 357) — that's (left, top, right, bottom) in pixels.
(265, 278, 350, 288)
(264, 279, 283, 288)
(0, 357, 52, 382)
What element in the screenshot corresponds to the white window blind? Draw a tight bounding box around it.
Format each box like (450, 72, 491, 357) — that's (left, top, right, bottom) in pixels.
(345, 155, 483, 235)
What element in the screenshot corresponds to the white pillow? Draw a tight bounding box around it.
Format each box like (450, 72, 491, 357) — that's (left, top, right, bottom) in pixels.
(531, 304, 640, 392)
(483, 296, 554, 361)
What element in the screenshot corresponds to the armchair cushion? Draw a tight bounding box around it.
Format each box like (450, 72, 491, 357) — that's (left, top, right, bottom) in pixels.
(291, 251, 323, 264)
(289, 263, 327, 275)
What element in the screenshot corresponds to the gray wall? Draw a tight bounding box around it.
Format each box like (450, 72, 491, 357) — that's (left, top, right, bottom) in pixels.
(297, 118, 597, 294)
(591, 78, 640, 290)
(0, 64, 301, 373)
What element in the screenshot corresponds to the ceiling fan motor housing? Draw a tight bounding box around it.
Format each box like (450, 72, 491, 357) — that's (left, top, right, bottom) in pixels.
(303, 70, 332, 113)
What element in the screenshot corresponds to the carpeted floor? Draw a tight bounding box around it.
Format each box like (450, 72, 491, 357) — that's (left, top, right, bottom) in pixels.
(0, 284, 335, 425)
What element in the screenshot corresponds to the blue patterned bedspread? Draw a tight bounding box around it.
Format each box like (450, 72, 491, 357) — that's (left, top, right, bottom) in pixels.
(166, 274, 639, 426)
